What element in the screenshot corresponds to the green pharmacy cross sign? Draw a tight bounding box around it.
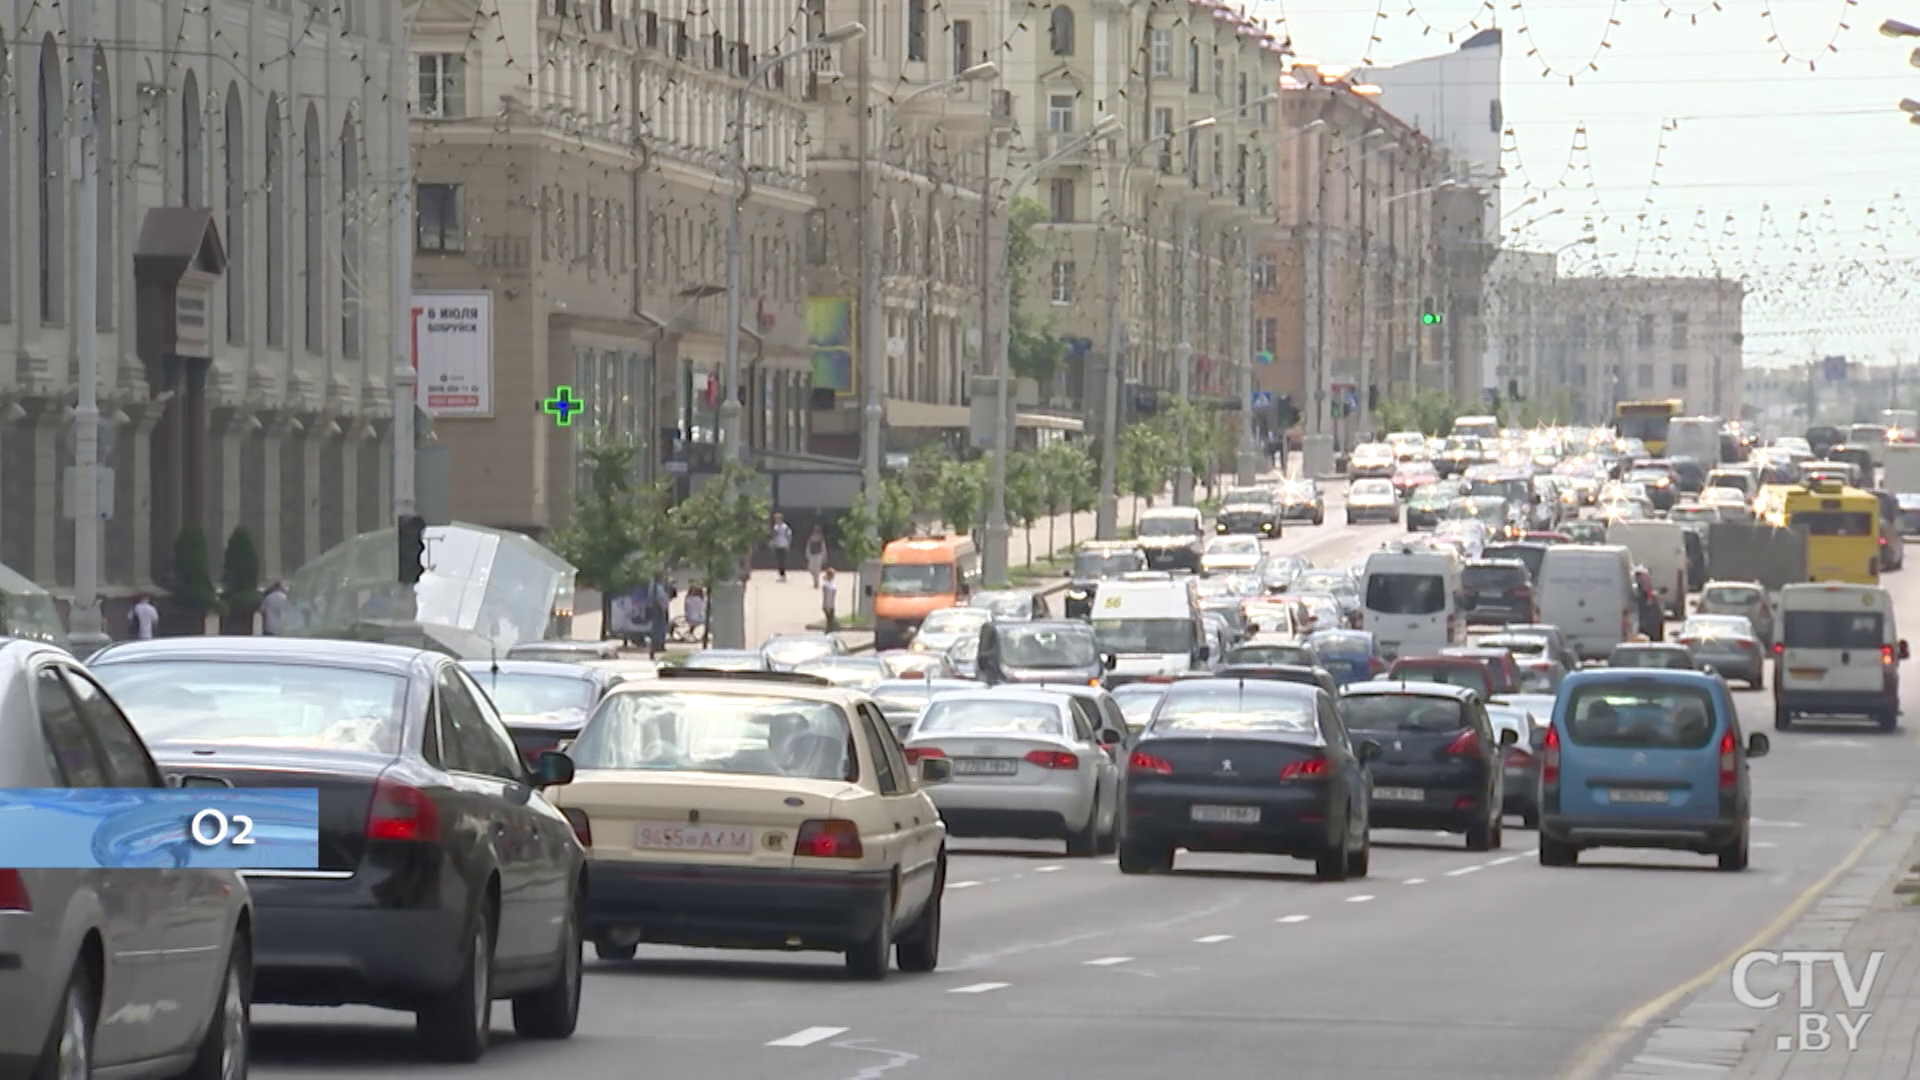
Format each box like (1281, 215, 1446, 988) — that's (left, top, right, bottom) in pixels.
(543, 386, 583, 426)
(1421, 312, 1444, 326)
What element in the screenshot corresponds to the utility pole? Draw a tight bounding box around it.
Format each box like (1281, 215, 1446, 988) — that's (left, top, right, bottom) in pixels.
(1171, 203, 1194, 504)
(1094, 195, 1127, 539)
(1356, 144, 1372, 437)
(69, 0, 107, 653)
(1234, 229, 1259, 484)
(392, 4, 420, 621)
(855, 0, 881, 608)
(982, 155, 1014, 582)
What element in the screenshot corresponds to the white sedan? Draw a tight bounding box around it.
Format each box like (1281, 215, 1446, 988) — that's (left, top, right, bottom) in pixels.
(1346, 479, 1402, 524)
(1201, 534, 1264, 575)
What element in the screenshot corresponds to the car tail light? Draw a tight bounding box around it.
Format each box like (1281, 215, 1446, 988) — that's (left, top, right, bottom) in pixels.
(1504, 747, 1532, 768)
(367, 777, 440, 842)
(1718, 730, 1737, 790)
(1129, 751, 1173, 775)
(902, 746, 945, 764)
(1774, 642, 1785, 655)
(1445, 729, 1480, 756)
(1676, 637, 1698, 648)
(1280, 758, 1329, 780)
(1541, 727, 1561, 785)
(560, 808, 592, 846)
(795, 819, 864, 859)
(1026, 749, 1080, 770)
(0, 870, 29, 912)
(1884, 645, 1897, 666)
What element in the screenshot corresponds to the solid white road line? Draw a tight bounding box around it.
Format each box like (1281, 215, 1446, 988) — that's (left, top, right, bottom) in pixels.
(1346, 894, 1375, 903)
(767, 1027, 849, 1047)
(949, 881, 982, 889)
(1035, 865, 1064, 873)
(1084, 956, 1134, 966)
(950, 982, 1010, 994)
(1275, 914, 1311, 924)
(1403, 878, 1427, 885)
(1193, 934, 1234, 943)
(1445, 865, 1482, 877)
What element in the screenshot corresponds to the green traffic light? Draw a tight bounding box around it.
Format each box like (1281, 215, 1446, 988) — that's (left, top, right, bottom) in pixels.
(1421, 312, 1443, 326)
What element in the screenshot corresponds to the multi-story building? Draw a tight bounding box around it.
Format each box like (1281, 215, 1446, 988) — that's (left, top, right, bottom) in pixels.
(1485, 248, 1564, 409)
(0, 0, 407, 595)
(1554, 275, 1746, 423)
(410, 0, 820, 534)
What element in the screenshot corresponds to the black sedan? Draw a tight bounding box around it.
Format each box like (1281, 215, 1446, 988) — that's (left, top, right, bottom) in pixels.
(462, 658, 631, 764)
(1338, 681, 1515, 851)
(1119, 677, 1377, 881)
(89, 637, 587, 1062)
(1216, 488, 1284, 537)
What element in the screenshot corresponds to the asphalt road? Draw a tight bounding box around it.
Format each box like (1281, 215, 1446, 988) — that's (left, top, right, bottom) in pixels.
(247, 495, 1920, 1080)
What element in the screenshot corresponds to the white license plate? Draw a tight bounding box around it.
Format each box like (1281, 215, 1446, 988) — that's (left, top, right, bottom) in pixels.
(632, 822, 755, 853)
(1190, 805, 1260, 824)
(1608, 789, 1670, 804)
(1373, 787, 1424, 801)
(953, 758, 1020, 775)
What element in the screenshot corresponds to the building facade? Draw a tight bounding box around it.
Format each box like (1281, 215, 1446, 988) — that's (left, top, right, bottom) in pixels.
(0, 0, 407, 596)
(1484, 248, 1562, 409)
(1554, 274, 1746, 423)
(410, 0, 819, 534)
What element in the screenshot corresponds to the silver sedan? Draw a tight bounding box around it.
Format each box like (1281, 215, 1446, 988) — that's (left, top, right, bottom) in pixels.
(1676, 614, 1767, 689)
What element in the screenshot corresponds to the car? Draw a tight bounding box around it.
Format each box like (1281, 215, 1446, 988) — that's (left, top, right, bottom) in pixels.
(1391, 460, 1441, 499)
(462, 658, 631, 763)
(1119, 677, 1376, 879)
(905, 687, 1120, 855)
(1340, 680, 1512, 850)
(89, 637, 586, 1061)
(1063, 542, 1150, 619)
(1350, 442, 1398, 479)
(1201, 534, 1266, 576)
(909, 607, 993, 656)
(969, 588, 1052, 621)
(1347, 479, 1402, 524)
(1302, 629, 1385, 686)
(792, 655, 893, 690)
(0, 638, 254, 1080)
(1437, 646, 1524, 696)
(1696, 581, 1774, 645)
(1227, 641, 1316, 667)
(868, 677, 980, 741)
(978, 619, 1106, 686)
(1676, 614, 1766, 689)
(505, 639, 622, 663)
(551, 669, 948, 977)
(1258, 552, 1310, 593)
(878, 649, 958, 679)
(1135, 506, 1208, 571)
(1385, 655, 1497, 699)
(1608, 642, 1697, 670)
(1460, 558, 1536, 626)
(1216, 486, 1284, 537)
(685, 648, 772, 671)
(1011, 682, 1133, 756)
(1108, 678, 1186, 737)
(762, 632, 849, 670)
(1488, 701, 1545, 828)
(1774, 583, 1908, 731)
(1277, 479, 1327, 525)
(1477, 632, 1568, 693)
(1537, 669, 1769, 870)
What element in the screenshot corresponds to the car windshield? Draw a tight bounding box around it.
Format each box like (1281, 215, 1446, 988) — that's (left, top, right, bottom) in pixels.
(1705, 586, 1763, 606)
(1487, 638, 1547, 657)
(1094, 618, 1194, 653)
(1138, 516, 1197, 537)
(974, 593, 1035, 619)
(1351, 481, 1394, 497)
(1073, 551, 1143, 578)
(1682, 617, 1751, 639)
(793, 659, 888, 685)
(1784, 610, 1884, 649)
(1230, 644, 1315, 666)
(1295, 572, 1350, 594)
(763, 636, 837, 664)
(473, 673, 596, 721)
(1224, 488, 1271, 506)
(880, 564, 956, 596)
(1563, 683, 1717, 749)
(1366, 573, 1446, 615)
(92, 661, 409, 754)
(920, 609, 991, 635)
(999, 624, 1099, 667)
(881, 653, 950, 676)
(1463, 564, 1527, 588)
(1207, 537, 1261, 557)
(917, 698, 1064, 736)
(1612, 648, 1693, 668)
(1150, 686, 1318, 735)
(570, 691, 855, 780)
(1341, 693, 1469, 732)
(1111, 685, 1170, 727)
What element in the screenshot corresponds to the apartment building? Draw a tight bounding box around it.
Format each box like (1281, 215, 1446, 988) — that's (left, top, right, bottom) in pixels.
(1554, 275, 1746, 424)
(0, 0, 406, 594)
(410, 0, 820, 534)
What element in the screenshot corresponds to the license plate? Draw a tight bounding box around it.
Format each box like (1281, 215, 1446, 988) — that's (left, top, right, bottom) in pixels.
(632, 823, 755, 853)
(1373, 787, 1424, 801)
(1190, 805, 1260, 824)
(1789, 667, 1826, 679)
(1608, 789, 1670, 804)
(953, 758, 1019, 775)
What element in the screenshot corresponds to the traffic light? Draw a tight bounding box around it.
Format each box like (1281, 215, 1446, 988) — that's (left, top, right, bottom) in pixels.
(1421, 311, 1444, 326)
(1507, 378, 1522, 402)
(398, 515, 428, 585)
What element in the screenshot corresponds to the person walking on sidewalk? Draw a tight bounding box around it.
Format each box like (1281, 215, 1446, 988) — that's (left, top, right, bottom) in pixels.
(683, 584, 709, 646)
(770, 513, 793, 582)
(645, 572, 675, 658)
(820, 568, 839, 632)
(129, 594, 159, 640)
(805, 525, 829, 587)
(259, 581, 290, 635)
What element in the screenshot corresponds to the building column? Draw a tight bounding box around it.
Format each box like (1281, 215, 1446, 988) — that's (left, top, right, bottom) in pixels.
(340, 431, 360, 538)
(31, 403, 59, 586)
(214, 410, 245, 558)
(301, 420, 323, 566)
(373, 421, 393, 534)
(123, 403, 161, 588)
(262, 420, 285, 578)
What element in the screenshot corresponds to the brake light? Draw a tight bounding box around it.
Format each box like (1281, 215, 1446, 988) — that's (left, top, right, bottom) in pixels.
(0, 870, 29, 912)
(902, 746, 945, 764)
(1676, 638, 1698, 647)
(1129, 750, 1173, 775)
(1773, 642, 1784, 655)
(1445, 729, 1480, 756)
(1541, 727, 1561, 785)
(1884, 645, 1896, 666)
(367, 777, 440, 842)
(1280, 758, 1328, 780)
(794, 819, 865, 858)
(1026, 749, 1080, 770)
(1719, 730, 1737, 790)
(560, 807, 592, 847)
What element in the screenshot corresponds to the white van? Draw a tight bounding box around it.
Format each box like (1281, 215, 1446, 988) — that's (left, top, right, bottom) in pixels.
(1606, 520, 1688, 617)
(1090, 573, 1209, 679)
(1360, 548, 1464, 660)
(1775, 583, 1908, 731)
(1884, 442, 1920, 496)
(1535, 545, 1637, 661)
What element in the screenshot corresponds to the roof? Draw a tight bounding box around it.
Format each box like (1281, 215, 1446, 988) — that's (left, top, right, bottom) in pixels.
(1169, 675, 1323, 697)
(603, 673, 865, 707)
(1563, 667, 1721, 689)
(459, 659, 604, 678)
(88, 636, 431, 672)
(1341, 680, 1480, 701)
(1077, 540, 1145, 551)
(929, 686, 1075, 706)
(1139, 505, 1201, 517)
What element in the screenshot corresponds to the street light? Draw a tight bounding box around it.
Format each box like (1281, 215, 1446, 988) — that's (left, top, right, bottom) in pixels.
(1555, 234, 1598, 256)
(1882, 18, 1920, 36)
(980, 113, 1125, 585)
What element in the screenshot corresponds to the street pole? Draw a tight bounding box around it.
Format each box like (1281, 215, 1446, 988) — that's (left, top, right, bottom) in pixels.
(1171, 203, 1194, 505)
(69, 0, 106, 653)
(1235, 229, 1259, 484)
(392, 8, 419, 622)
(1357, 147, 1372, 439)
(855, 0, 882, 614)
(1094, 214, 1125, 538)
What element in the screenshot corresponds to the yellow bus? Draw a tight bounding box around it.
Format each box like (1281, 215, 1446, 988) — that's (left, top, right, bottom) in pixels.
(1614, 399, 1683, 456)
(1783, 481, 1881, 585)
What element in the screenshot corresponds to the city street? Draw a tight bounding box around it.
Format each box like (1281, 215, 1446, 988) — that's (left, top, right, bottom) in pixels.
(243, 489, 1920, 1080)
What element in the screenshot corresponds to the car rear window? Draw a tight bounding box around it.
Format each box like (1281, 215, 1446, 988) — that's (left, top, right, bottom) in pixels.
(1392, 664, 1488, 694)
(1706, 586, 1763, 606)
(1794, 511, 1874, 536)
(1464, 565, 1528, 588)
(1784, 611, 1884, 650)
(1563, 683, 1718, 749)
(1151, 686, 1317, 735)
(1366, 573, 1446, 615)
(1611, 648, 1692, 668)
(571, 692, 856, 779)
(1342, 694, 1468, 732)
(1482, 544, 1547, 580)
(92, 661, 409, 754)
(918, 699, 1063, 736)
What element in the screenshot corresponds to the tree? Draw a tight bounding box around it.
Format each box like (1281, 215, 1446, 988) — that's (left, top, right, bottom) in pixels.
(1006, 196, 1069, 387)
(551, 438, 670, 636)
(1005, 450, 1048, 565)
(1060, 442, 1097, 547)
(670, 462, 773, 590)
(836, 496, 881, 570)
(1374, 389, 1463, 437)
(171, 525, 221, 614)
(1158, 401, 1212, 490)
(1120, 423, 1169, 517)
(219, 526, 262, 610)
(1037, 440, 1089, 555)
(878, 476, 916, 542)
(903, 442, 952, 519)
(933, 458, 987, 539)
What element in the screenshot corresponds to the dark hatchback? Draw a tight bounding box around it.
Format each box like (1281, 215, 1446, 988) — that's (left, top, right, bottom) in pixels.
(1338, 681, 1514, 851)
(1119, 678, 1377, 881)
(978, 620, 1106, 686)
(1216, 488, 1284, 537)
(1461, 559, 1536, 627)
(462, 659, 629, 764)
(1064, 544, 1149, 619)
(89, 638, 587, 1062)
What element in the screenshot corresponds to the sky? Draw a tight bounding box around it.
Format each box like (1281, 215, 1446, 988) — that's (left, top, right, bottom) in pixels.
(1252, 0, 1920, 370)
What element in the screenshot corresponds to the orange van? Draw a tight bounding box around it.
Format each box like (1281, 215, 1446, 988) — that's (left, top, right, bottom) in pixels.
(873, 535, 981, 650)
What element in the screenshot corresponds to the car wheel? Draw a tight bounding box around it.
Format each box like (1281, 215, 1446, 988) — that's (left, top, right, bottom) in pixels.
(845, 890, 894, 981)
(1750, 671, 1765, 691)
(32, 961, 96, 1080)
(1465, 817, 1495, 852)
(1064, 798, 1101, 857)
(1539, 836, 1578, 867)
(1489, 816, 1504, 849)
(1879, 709, 1900, 733)
(1521, 808, 1540, 830)
(1313, 512, 1324, 526)
(593, 941, 638, 962)
(1717, 832, 1751, 871)
(416, 903, 495, 1063)
(1314, 838, 1350, 881)
(1775, 704, 1793, 731)
(895, 858, 944, 974)
(512, 897, 582, 1039)
(1118, 840, 1174, 874)
(1345, 515, 1355, 525)
(1345, 827, 1371, 878)
(178, 932, 250, 1080)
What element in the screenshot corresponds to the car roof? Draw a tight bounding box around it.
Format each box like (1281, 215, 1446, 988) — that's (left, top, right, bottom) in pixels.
(1392, 655, 1483, 667)
(930, 686, 1073, 707)
(1341, 679, 1479, 701)
(89, 636, 431, 673)
(872, 677, 976, 693)
(1562, 667, 1723, 691)
(1168, 675, 1323, 698)
(459, 659, 599, 677)
(603, 672, 866, 706)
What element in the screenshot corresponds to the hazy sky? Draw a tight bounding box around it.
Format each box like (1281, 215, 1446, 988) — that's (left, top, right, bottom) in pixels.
(1254, 0, 1920, 369)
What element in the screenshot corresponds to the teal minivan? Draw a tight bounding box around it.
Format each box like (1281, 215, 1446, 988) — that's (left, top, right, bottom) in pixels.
(1537, 669, 1769, 871)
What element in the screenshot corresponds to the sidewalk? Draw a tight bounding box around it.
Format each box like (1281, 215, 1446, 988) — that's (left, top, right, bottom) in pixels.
(1612, 798, 1920, 1079)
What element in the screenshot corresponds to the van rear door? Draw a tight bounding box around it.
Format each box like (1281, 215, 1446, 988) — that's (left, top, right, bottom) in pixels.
(1781, 607, 1887, 695)
(1363, 567, 1451, 660)
(1557, 678, 1722, 822)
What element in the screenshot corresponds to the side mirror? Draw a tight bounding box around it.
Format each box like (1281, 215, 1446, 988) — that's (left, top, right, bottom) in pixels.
(534, 750, 576, 788)
(1102, 652, 1118, 671)
(1747, 732, 1770, 759)
(918, 757, 954, 784)
(1529, 728, 1547, 751)
(1099, 728, 1122, 745)
(1497, 727, 1519, 747)
(1356, 739, 1381, 763)
(1195, 645, 1211, 661)
(1902, 641, 1911, 661)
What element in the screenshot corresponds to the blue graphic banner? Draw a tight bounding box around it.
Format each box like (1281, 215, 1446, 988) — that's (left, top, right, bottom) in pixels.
(0, 789, 320, 869)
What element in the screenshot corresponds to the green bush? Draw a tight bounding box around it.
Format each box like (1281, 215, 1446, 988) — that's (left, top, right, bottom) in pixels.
(220, 526, 262, 608)
(172, 526, 222, 613)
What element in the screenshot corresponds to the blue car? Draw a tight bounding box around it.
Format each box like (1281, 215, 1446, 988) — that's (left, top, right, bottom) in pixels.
(1305, 629, 1383, 687)
(1538, 669, 1769, 871)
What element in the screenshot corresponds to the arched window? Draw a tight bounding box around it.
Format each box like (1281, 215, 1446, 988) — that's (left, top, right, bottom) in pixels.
(265, 96, 284, 346)
(339, 115, 360, 360)
(92, 49, 112, 329)
(302, 105, 322, 353)
(36, 34, 63, 325)
(224, 84, 244, 343)
(180, 71, 201, 207)
(1048, 7, 1074, 55)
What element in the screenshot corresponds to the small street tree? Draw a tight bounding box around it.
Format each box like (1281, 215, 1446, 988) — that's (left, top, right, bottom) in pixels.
(836, 495, 881, 570)
(1005, 450, 1048, 566)
(878, 476, 917, 541)
(1006, 196, 1069, 388)
(671, 462, 773, 591)
(1059, 442, 1097, 547)
(551, 438, 669, 636)
(934, 458, 987, 539)
(1120, 423, 1169, 518)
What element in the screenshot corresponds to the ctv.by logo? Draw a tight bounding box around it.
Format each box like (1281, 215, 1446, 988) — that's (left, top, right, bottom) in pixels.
(1731, 950, 1885, 1052)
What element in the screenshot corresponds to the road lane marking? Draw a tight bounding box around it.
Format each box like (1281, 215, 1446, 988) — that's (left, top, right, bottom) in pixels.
(1193, 934, 1234, 943)
(767, 1027, 849, 1047)
(1445, 865, 1481, 877)
(1345, 894, 1375, 903)
(949, 982, 1010, 994)
(1276, 914, 1311, 924)
(1084, 956, 1133, 966)
(1100, 858, 1118, 865)
(1403, 878, 1427, 885)
(1035, 865, 1063, 873)
(1486, 855, 1521, 866)
(949, 881, 982, 889)
(1754, 841, 1779, 849)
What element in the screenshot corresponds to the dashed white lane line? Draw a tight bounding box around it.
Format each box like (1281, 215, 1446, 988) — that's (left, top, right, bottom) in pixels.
(767, 1027, 849, 1047)
(1445, 865, 1482, 877)
(949, 881, 983, 889)
(1035, 865, 1064, 873)
(1403, 878, 1427, 885)
(1754, 841, 1780, 849)
(1084, 956, 1134, 966)
(1193, 934, 1234, 944)
(1276, 914, 1311, 924)
(1100, 857, 1119, 865)
(1346, 894, 1375, 903)
(950, 982, 1010, 994)
(1486, 855, 1521, 866)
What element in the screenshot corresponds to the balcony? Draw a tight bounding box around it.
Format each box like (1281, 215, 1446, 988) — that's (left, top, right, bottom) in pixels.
(1045, 130, 1103, 160)
(893, 79, 997, 131)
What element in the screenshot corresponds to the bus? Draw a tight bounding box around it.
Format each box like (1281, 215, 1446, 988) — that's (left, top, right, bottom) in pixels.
(1783, 481, 1881, 585)
(1614, 399, 1683, 456)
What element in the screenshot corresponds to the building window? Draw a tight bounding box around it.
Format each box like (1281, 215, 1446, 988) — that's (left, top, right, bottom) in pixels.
(92, 49, 112, 330)
(1210, 132, 1224, 193)
(1051, 260, 1075, 304)
(1047, 93, 1074, 132)
(950, 19, 972, 73)
(340, 117, 361, 359)
(1149, 28, 1171, 76)
(1671, 365, 1688, 388)
(223, 83, 245, 344)
(417, 182, 465, 252)
(1211, 50, 1224, 101)
(1152, 106, 1174, 170)
(302, 106, 323, 353)
(1253, 253, 1276, 292)
(1186, 39, 1200, 92)
(1255, 316, 1277, 356)
(36, 35, 62, 326)
(1235, 144, 1248, 204)
(1637, 313, 1655, 349)
(418, 54, 466, 118)
(1236, 72, 1247, 107)
(906, 0, 927, 62)
(1184, 128, 1199, 185)
(1049, 177, 1073, 222)
(181, 70, 202, 207)
(265, 96, 285, 346)
(1671, 312, 1689, 349)
(1048, 7, 1074, 55)
(1636, 363, 1653, 388)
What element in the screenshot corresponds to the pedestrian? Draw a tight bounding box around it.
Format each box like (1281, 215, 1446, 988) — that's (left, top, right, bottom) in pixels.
(645, 571, 674, 658)
(820, 567, 839, 632)
(259, 580, 290, 635)
(770, 513, 793, 582)
(129, 593, 159, 640)
(805, 525, 829, 587)
(683, 583, 708, 646)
